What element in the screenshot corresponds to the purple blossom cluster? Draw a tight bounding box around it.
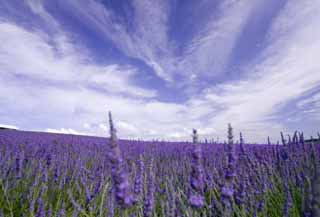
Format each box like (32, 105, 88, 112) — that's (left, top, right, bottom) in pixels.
(108, 112, 134, 208)
(188, 129, 205, 209)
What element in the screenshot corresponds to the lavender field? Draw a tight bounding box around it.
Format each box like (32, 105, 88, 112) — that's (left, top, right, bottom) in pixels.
(0, 113, 319, 217)
(2, 0, 320, 216)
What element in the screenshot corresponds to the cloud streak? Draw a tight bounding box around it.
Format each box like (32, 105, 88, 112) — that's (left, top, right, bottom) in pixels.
(0, 21, 156, 98)
(55, 0, 265, 85)
(178, 0, 264, 83)
(183, 0, 320, 141)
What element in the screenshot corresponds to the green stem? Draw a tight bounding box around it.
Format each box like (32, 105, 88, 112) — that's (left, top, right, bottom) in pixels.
(124, 208, 129, 217)
(99, 182, 109, 217)
(55, 192, 62, 215)
(0, 179, 14, 217)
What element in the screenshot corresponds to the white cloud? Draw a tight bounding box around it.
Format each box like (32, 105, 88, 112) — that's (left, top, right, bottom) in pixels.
(98, 123, 108, 131)
(0, 21, 156, 98)
(83, 123, 91, 129)
(181, 0, 320, 141)
(1, 0, 320, 143)
(296, 92, 320, 120)
(117, 121, 138, 134)
(46, 128, 83, 135)
(297, 93, 320, 108)
(57, 0, 263, 85)
(178, 0, 264, 82)
(25, 0, 60, 30)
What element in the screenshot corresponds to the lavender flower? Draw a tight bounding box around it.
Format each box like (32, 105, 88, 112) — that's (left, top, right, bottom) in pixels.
(46, 206, 52, 217)
(238, 132, 248, 171)
(134, 155, 144, 202)
(303, 176, 313, 217)
(15, 150, 23, 179)
(108, 111, 134, 208)
(280, 132, 286, 146)
(283, 179, 292, 217)
(1, 115, 320, 216)
(36, 198, 44, 217)
(234, 181, 246, 207)
(221, 123, 236, 216)
(57, 206, 66, 217)
(267, 136, 271, 145)
(72, 210, 79, 217)
(188, 129, 204, 209)
(239, 132, 244, 145)
(287, 134, 292, 145)
(292, 131, 298, 145)
(311, 152, 320, 216)
(299, 132, 305, 144)
(143, 158, 155, 217)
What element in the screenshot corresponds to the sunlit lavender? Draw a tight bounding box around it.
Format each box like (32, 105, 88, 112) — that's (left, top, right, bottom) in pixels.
(0, 115, 319, 216)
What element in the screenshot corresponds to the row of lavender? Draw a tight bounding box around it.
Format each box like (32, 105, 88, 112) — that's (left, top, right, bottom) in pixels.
(0, 115, 319, 216)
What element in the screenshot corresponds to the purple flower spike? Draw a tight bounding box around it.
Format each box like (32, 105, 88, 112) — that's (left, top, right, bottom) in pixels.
(221, 123, 236, 215)
(108, 111, 134, 208)
(36, 198, 44, 217)
(188, 129, 205, 209)
(311, 152, 320, 216)
(267, 136, 271, 145)
(134, 155, 144, 202)
(144, 158, 155, 217)
(189, 195, 204, 209)
(280, 132, 286, 146)
(283, 179, 292, 217)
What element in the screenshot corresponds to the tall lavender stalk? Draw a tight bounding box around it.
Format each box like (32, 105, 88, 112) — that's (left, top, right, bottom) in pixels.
(303, 176, 313, 217)
(15, 149, 23, 179)
(239, 132, 248, 167)
(134, 155, 144, 202)
(236, 132, 247, 209)
(267, 136, 271, 145)
(299, 132, 305, 145)
(143, 158, 154, 217)
(287, 134, 292, 145)
(36, 197, 44, 217)
(188, 129, 204, 209)
(108, 111, 134, 208)
(283, 176, 292, 217)
(221, 123, 236, 216)
(281, 132, 286, 146)
(311, 147, 320, 216)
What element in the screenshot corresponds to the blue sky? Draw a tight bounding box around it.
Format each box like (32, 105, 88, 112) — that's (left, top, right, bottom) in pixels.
(0, 0, 319, 142)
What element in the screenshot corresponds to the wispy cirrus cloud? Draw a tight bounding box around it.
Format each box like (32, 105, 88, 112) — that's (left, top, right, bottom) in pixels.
(58, 0, 174, 82)
(25, 0, 59, 29)
(0, 22, 156, 98)
(296, 92, 320, 121)
(182, 0, 320, 141)
(178, 0, 265, 83)
(52, 0, 265, 85)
